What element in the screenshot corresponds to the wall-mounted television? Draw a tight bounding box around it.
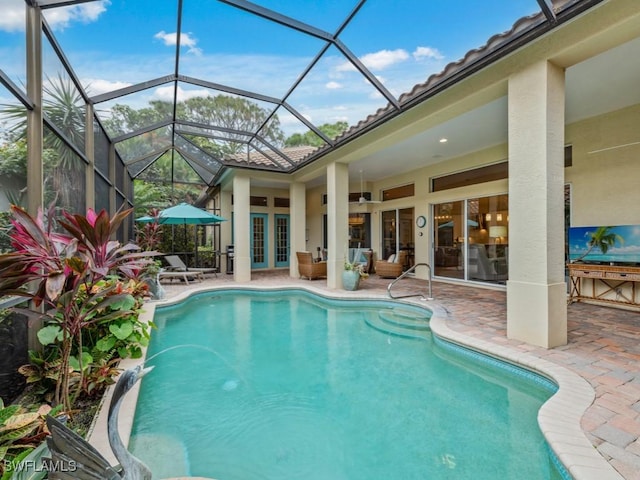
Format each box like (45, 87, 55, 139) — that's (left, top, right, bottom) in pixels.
(568, 225, 640, 265)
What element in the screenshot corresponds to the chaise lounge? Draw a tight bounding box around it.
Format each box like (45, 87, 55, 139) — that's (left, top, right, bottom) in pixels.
(164, 254, 218, 277)
(156, 269, 203, 284)
(296, 251, 327, 280)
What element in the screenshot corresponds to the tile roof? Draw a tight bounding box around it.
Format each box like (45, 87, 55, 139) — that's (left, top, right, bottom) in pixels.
(286, 0, 603, 171)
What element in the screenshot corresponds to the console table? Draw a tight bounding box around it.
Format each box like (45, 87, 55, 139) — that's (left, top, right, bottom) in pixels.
(568, 263, 640, 309)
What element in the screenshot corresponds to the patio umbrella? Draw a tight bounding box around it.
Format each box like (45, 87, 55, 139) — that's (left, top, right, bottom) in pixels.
(152, 203, 226, 225)
(438, 219, 479, 228)
(135, 203, 226, 265)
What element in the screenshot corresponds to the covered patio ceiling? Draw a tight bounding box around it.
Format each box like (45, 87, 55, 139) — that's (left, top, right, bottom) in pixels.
(1, 0, 619, 188)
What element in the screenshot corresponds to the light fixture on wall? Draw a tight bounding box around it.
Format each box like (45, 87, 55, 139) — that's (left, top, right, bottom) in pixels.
(489, 225, 508, 244)
(496, 213, 503, 222)
(349, 214, 365, 225)
(485, 213, 492, 222)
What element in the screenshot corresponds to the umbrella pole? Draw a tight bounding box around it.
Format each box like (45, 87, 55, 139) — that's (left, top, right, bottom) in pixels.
(194, 224, 198, 268)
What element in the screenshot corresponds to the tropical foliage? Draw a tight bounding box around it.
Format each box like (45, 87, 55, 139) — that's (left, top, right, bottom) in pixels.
(0, 399, 62, 477)
(1, 75, 86, 213)
(285, 121, 349, 147)
(0, 204, 154, 412)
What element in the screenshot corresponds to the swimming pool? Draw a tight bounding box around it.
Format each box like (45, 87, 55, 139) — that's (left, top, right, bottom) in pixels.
(130, 289, 564, 479)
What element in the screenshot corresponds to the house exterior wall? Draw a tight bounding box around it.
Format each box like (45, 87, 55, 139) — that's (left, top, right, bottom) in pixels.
(566, 103, 640, 227)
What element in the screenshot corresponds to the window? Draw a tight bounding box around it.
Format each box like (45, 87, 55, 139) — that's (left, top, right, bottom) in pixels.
(322, 192, 371, 205)
(382, 184, 414, 201)
(274, 197, 290, 208)
(250, 196, 268, 207)
(431, 163, 507, 192)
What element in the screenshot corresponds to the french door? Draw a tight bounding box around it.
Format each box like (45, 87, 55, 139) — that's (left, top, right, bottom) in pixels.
(274, 214, 290, 268)
(250, 213, 268, 269)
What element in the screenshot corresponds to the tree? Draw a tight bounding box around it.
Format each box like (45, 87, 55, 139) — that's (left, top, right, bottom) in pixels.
(107, 95, 287, 213)
(1, 75, 86, 213)
(285, 121, 349, 147)
(573, 226, 624, 262)
(104, 95, 286, 155)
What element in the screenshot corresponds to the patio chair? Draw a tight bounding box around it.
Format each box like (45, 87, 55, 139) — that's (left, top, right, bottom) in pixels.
(375, 250, 407, 278)
(296, 251, 327, 280)
(164, 255, 218, 277)
(156, 269, 203, 284)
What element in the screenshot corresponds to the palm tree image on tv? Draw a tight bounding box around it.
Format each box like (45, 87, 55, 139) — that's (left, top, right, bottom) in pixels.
(570, 226, 625, 263)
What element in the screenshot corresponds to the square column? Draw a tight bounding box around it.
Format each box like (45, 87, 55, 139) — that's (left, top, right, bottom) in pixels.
(220, 190, 232, 254)
(326, 162, 349, 289)
(289, 181, 306, 278)
(507, 60, 567, 348)
(233, 175, 251, 282)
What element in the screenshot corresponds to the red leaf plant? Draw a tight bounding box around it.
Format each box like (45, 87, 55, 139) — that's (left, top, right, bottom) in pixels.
(0, 203, 156, 412)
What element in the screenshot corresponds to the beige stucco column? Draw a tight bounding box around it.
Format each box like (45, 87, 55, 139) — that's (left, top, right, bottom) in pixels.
(220, 190, 233, 254)
(507, 60, 567, 348)
(233, 175, 251, 282)
(289, 181, 306, 278)
(326, 162, 349, 289)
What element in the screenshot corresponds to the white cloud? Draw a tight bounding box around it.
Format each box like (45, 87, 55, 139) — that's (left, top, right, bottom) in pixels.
(362, 49, 410, 70)
(84, 79, 132, 96)
(337, 49, 409, 73)
(413, 46, 444, 61)
(0, 0, 25, 32)
(610, 245, 640, 254)
(43, 1, 110, 31)
(153, 85, 210, 102)
(154, 31, 202, 55)
(0, 0, 109, 32)
(326, 81, 342, 90)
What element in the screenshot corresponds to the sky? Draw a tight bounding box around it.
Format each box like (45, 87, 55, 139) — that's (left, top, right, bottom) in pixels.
(0, 0, 542, 137)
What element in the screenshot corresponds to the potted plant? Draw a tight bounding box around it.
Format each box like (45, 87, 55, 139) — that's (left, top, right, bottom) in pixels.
(342, 247, 368, 291)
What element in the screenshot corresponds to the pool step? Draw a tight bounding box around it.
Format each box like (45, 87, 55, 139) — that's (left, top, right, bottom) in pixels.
(365, 311, 430, 340)
(129, 433, 190, 478)
(378, 309, 431, 331)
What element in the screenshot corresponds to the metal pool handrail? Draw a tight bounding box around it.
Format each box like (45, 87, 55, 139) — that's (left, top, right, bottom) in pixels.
(387, 263, 433, 301)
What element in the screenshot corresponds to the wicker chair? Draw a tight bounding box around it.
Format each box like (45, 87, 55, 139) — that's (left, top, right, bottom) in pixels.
(296, 251, 327, 280)
(375, 250, 407, 278)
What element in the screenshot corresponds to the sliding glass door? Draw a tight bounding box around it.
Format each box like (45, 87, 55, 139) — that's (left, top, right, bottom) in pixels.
(381, 207, 414, 270)
(433, 195, 509, 285)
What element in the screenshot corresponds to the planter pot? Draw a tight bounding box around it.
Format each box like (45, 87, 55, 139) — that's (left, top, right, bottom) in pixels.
(342, 270, 361, 291)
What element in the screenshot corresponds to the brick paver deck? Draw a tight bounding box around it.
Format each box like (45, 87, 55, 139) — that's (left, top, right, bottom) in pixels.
(158, 270, 640, 479)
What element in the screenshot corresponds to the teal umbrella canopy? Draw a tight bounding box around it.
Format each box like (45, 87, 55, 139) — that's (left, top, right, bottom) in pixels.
(137, 203, 226, 225)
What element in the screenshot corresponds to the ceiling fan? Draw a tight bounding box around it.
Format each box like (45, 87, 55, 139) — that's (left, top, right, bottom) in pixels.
(350, 170, 382, 204)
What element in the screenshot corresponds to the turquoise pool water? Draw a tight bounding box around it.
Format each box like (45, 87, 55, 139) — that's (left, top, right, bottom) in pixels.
(130, 289, 563, 479)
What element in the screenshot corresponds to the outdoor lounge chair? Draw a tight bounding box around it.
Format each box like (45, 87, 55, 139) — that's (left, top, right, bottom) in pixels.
(156, 269, 203, 284)
(375, 250, 407, 278)
(164, 255, 218, 277)
(296, 251, 327, 280)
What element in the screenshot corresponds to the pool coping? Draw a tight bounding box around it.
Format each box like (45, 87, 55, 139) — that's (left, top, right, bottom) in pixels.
(88, 283, 623, 480)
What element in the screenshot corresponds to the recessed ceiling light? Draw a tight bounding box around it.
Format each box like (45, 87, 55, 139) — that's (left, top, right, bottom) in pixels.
(439, 138, 448, 143)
